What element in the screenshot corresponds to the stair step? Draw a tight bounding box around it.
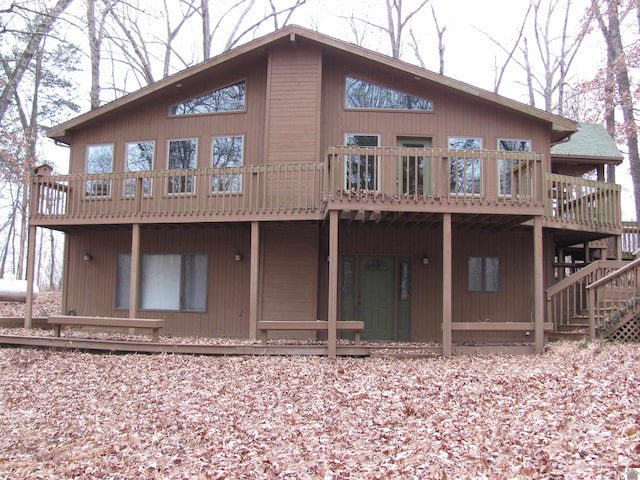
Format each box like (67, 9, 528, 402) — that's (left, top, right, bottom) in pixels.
(558, 324, 588, 332)
(548, 331, 588, 342)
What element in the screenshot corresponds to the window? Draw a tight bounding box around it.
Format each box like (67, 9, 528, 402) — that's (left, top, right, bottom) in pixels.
(345, 134, 380, 190)
(345, 77, 433, 111)
(212, 135, 243, 193)
(125, 141, 154, 196)
(449, 137, 482, 195)
(86, 144, 113, 196)
(468, 256, 499, 292)
(167, 138, 197, 194)
(116, 253, 207, 312)
(170, 81, 246, 115)
(498, 139, 531, 197)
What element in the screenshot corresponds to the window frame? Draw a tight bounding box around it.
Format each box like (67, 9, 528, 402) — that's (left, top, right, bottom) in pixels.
(448, 137, 483, 196)
(497, 139, 532, 197)
(169, 79, 246, 116)
(344, 76, 433, 112)
(116, 252, 208, 312)
(344, 133, 381, 191)
(467, 256, 500, 293)
(85, 143, 114, 197)
(124, 140, 155, 197)
(167, 137, 198, 195)
(211, 134, 244, 194)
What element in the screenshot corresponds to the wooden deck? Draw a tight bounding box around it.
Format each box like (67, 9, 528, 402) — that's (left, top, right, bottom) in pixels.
(30, 148, 621, 235)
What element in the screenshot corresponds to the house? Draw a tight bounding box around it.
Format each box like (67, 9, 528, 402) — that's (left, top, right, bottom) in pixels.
(26, 25, 628, 357)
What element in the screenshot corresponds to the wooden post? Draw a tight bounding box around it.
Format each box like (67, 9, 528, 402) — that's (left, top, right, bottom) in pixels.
(328, 210, 339, 358)
(24, 225, 37, 329)
(534, 216, 544, 354)
(128, 224, 141, 319)
(587, 287, 596, 340)
(442, 213, 452, 357)
(249, 221, 260, 339)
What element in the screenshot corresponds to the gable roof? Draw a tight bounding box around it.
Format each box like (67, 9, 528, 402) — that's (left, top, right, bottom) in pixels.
(551, 123, 623, 164)
(48, 25, 577, 142)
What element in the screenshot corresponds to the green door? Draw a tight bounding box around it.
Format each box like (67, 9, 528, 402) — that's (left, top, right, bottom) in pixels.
(358, 256, 395, 340)
(397, 137, 432, 196)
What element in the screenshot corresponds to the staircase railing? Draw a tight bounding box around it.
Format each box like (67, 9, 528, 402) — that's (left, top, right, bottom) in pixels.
(585, 257, 640, 339)
(546, 260, 627, 332)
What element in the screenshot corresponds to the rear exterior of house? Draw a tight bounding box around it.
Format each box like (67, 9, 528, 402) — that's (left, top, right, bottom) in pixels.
(28, 26, 624, 356)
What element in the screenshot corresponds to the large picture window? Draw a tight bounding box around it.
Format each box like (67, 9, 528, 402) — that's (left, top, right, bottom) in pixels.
(468, 256, 500, 292)
(116, 253, 207, 312)
(345, 77, 433, 111)
(167, 138, 197, 194)
(125, 141, 154, 196)
(170, 80, 246, 115)
(212, 135, 243, 193)
(498, 139, 531, 197)
(86, 144, 113, 196)
(345, 134, 380, 191)
(449, 137, 482, 195)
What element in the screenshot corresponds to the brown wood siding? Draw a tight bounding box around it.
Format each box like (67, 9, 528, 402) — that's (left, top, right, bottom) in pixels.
(261, 224, 319, 327)
(67, 59, 268, 174)
(320, 58, 551, 166)
(265, 45, 322, 165)
(64, 226, 250, 337)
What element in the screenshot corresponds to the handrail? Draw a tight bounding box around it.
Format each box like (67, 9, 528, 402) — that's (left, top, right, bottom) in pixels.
(585, 257, 640, 339)
(545, 260, 627, 331)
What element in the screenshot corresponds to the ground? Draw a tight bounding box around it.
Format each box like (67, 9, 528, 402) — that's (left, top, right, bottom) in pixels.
(0, 341, 638, 479)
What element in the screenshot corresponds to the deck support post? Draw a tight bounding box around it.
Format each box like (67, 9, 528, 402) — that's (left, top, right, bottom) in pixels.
(442, 213, 452, 357)
(534, 216, 544, 354)
(249, 221, 260, 339)
(328, 210, 339, 358)
(24, 225, 37, 329)
(128, 224, 141, 320)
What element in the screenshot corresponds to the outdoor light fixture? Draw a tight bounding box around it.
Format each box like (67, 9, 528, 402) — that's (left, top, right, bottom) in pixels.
(234, 252, 243, 262)
(422, 256, 429, 265)
(83, 252, 93, 262)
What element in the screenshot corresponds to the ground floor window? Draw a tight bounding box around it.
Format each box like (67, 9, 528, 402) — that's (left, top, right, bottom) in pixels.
(468, 256, 500, 292)
(116, 253, 207, 311)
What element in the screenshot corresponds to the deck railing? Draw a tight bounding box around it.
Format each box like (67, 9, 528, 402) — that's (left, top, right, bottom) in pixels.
(30, 163, 325, 223)
(622, 221, 640, 257)
(326, 146, 544, 206)
(546, 260, 627, 331)
(544, 174, 621, 229)
(586, 257, 640, 339)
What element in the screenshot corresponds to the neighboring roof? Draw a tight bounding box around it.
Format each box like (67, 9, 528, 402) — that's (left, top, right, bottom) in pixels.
(551, 123, 623, 164)
(48, 25, 577, 142)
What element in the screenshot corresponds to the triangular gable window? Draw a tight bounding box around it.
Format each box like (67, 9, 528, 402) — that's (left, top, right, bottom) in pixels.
(345, 76, 433, 111)
(170, 80, 245, 116)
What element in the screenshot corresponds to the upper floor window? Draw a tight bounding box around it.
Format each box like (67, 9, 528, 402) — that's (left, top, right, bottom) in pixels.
(86, 143, 113, 196)
(211, 135, 243, 193)
(345, 134, 380, 191)
(498, 139, 531, 197)
(167, 138, 197, 194)
(345, 77, 433, 111)
(449, 137, 482, 195)
(169, 81, 246, 116)
(125, 141, 154, 196)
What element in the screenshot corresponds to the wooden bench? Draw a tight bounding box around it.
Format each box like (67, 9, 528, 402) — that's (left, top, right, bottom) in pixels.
(48, 316, 164, 342)
(257, 320, 365, 345)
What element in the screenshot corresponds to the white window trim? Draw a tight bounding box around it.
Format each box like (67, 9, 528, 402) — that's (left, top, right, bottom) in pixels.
(211, 134, 244, 195)
(344, 133, 381, 191)
(167, 137, 198, 196)
(124, 140, 155, 197)
(448, 137, 483, 197)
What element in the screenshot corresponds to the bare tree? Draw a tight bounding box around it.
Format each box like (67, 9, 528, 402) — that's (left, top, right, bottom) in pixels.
(0, 0, 74, 122)
(592, 0, 640, 219)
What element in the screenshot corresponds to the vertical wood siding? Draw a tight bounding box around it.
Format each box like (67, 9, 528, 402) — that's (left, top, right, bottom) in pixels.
(261, 224, 319, 326)
(64, 226, 251, 337)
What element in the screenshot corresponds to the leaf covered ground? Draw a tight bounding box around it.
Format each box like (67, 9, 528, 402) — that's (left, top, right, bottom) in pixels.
(0, 342, 639, 479)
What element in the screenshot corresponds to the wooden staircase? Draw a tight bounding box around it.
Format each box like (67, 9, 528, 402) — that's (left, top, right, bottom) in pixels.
(546, 258, 640, 342)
